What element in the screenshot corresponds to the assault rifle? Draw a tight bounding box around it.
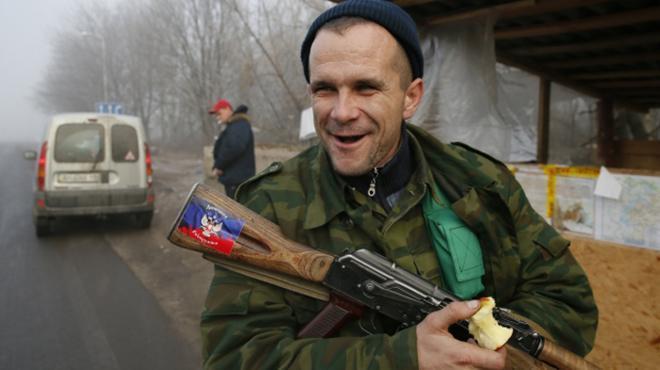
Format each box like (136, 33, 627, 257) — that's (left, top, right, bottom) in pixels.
(168, 183, 599, 370)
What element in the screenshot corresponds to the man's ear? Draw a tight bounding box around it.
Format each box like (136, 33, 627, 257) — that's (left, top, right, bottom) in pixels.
(403, 78, 424, 120)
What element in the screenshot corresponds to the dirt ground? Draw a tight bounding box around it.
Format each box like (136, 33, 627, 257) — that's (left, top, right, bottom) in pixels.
(107, 144, 307, 360)
(568, 234, 660, 370)
(112, 144, 660, 369)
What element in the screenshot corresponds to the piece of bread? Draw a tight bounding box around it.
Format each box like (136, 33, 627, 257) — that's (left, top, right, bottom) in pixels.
(468, 297, 513, 350)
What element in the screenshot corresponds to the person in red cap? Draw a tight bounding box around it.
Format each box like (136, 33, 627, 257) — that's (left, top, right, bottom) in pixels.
(208, 99, 255, 198)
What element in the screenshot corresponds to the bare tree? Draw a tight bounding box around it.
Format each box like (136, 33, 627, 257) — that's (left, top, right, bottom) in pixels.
(146, 0, 241, 145)
(36, 0, 329, 146)
(219, 0, 324, 142)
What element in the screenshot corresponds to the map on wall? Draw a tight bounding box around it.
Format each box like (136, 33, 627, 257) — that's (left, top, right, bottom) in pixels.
(553, 176, 596, 236)
(514, 166, 549, 222)
(594, 174, 660, 251)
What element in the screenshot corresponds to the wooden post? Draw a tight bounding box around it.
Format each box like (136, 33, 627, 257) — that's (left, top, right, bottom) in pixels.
(596, 99, 615, 166)
(537, 78, 551, 163)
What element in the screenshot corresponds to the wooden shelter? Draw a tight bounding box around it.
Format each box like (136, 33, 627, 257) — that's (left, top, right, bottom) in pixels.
(323, 5, 660, 368)
(332, 0, 660, 169)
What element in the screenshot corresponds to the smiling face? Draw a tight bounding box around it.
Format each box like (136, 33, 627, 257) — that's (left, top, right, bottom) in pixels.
(308, 21, 423, 176)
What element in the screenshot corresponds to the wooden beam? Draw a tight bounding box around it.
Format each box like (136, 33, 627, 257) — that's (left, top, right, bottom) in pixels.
(496, 51, 604, 98)
(635, 96, 660, 105)
(497, 51, 651, 111)
(636, 104, 660, 110)
(495, 6, 660, 39)
(615, 141, 660, 170)
(593, 80, 660, 89)
(536, 78, 551, 164)
(545, 51, 660, 69)
(330, 0, 437, 5)
(624, 96, 660, 101)
(618, 140, 660, 156)
(422, 0, 615, 27)
(572, 70, 660, 80)
(497, 0, 610, 20)
(394, 0, 436, 6)
(597, 99, 615, 166)
(508, 32, 660, 56)
(424, 0, 535, 27)
(612, 89, 660, 96)
(614, 102, 653, 114)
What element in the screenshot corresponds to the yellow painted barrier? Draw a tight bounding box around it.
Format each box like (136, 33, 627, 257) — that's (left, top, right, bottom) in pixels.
(542, 166, 600, 218)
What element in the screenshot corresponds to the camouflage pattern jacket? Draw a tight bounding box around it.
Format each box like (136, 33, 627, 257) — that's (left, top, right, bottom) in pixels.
(201, 124, 598, 370)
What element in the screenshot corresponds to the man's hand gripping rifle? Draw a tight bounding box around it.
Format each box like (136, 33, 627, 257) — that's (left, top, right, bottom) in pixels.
(168, 183, 599, 370)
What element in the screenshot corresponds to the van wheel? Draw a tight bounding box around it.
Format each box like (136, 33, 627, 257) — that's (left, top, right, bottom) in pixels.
(35, 218, 51, 237)
(135, 211, 153, 229)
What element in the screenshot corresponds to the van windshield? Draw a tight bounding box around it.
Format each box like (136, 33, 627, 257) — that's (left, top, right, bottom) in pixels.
(54, 123, 105, 163)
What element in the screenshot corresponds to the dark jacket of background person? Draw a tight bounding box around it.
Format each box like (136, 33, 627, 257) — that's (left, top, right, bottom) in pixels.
(212, 106, 255, 187)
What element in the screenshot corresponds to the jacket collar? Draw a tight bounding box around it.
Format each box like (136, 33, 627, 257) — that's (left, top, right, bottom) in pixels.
(302, 124, 436, 230)
(340, 126, 413, 211)
(227, 113, 250, 124)
(406, 124, 495, 201)
(303, 146, 346, 230)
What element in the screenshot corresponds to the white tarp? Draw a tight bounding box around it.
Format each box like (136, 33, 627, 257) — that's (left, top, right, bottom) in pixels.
(496, 65, 539, 162)
(410, 19, 519, 162)
(299, 106, 316, 140)
(548, 84, 598, 165)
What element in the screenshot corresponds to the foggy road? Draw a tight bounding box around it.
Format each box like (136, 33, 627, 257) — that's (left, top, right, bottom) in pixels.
(0, 142, 200, 370)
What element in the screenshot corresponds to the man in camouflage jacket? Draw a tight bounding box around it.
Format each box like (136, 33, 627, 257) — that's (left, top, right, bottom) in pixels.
(201, 1, 597, 369)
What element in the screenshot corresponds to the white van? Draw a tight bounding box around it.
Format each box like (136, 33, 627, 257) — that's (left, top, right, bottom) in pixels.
(32, 113, 155, 236)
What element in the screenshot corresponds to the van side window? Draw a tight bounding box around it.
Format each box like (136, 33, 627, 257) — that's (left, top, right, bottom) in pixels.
(54, 123, 105, 163)
(111, 124, 139, 162)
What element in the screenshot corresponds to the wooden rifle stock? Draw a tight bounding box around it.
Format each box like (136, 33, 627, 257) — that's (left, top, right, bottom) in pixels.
(538, 341, 601, 370)
(168, 183, 600, 370)
(168, 183, 334, 282)
(170, 183, 362, 341)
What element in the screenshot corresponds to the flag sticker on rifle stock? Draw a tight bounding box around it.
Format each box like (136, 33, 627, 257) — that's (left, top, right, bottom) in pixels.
(176, 194, 244, 255)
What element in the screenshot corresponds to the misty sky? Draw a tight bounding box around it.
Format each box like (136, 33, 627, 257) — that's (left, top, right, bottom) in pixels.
(0, 0, 78, 143)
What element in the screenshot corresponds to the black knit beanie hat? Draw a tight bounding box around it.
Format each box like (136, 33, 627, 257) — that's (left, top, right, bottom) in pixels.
(300, 0, 423, 83)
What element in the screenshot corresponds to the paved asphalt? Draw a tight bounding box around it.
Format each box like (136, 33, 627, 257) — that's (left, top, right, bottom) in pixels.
(0, 142, 200, 370)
